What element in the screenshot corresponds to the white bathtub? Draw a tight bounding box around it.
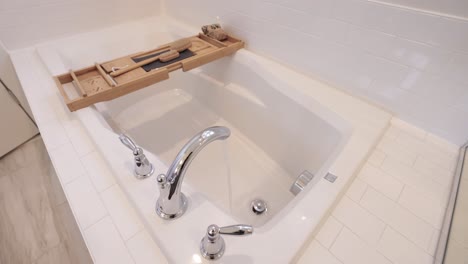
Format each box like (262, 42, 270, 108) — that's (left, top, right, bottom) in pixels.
(96, 55, 346, 228)
(37, 16, 390, 263)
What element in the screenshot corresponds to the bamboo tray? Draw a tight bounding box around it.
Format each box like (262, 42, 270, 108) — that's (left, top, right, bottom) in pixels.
(54, 34, 244, 111)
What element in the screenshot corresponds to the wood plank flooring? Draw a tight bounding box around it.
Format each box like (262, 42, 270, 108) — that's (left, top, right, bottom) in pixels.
(0, 136, 93, 264)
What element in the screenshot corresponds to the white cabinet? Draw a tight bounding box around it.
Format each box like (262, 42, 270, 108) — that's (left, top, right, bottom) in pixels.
(0, 81, 38, 157)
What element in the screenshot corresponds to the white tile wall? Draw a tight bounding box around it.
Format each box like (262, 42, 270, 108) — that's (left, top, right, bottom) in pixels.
(84, 217, 135, 264)
(333, 196, 386, 245)
(65, 174, 108, 229)
(299, 240, 343, 264)
(315, 216, 344, 249)
(126, 231, 168, 264)
(0, 0, 161, 49)
(81, 151, 117, 193)
(298, 118, 459, 263)
(330, 227, 392, 264)
(375, 0, 468, 20)
(377, 226, 434, 264)
(166, 0, 468, 145)
(358, 164, 404, 200)
(101, 185, 143, 241)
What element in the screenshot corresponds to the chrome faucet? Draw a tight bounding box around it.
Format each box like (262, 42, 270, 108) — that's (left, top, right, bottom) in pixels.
(155, 126, 231, 220)
(119, 134, 154, 179)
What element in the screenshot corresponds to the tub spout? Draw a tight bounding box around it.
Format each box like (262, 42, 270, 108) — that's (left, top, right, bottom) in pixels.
(156, 126, 231, 220)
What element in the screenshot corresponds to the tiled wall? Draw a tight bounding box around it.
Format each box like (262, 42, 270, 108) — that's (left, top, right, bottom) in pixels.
(298, 118, 459, 264)
(166, 0, 468, 145)
(376, 0, 468, 19)
(0, 0, 161, 49)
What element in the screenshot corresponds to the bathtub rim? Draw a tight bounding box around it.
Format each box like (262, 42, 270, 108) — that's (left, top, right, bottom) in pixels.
(33, 15, 391, 263)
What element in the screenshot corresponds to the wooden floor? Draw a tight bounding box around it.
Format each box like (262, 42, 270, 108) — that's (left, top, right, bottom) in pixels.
(0, 136, 93, 264)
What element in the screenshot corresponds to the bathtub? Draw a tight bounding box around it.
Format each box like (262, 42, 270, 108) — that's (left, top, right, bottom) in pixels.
(96, 54, 347, 225)
(36, 16, 390, 263)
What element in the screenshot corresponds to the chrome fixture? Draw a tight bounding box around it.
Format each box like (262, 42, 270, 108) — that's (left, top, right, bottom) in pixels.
(324, 172, 338, 183)
(290, 170, 315, 195)
(200, 224, 253, 260)
(156, 126, 231, 220)
(119, 134, 154, 179)
(251, 199, 267, 215)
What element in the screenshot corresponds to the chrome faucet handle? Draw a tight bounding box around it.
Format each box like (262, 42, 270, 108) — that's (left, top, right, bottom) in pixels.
(119, 134, 139, 154)
(119, 134, 154, 179)
(200, 224, 253, 260)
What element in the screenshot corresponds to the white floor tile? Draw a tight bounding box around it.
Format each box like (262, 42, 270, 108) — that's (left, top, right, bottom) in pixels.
(380, 157, 450, 204)
(330, 228, 391, 264)
(398, 186, 446, 229)
(333, 197, 386, 245)
(394, 130, 427, 154)
(345, 177, 368, 202)
(377, 137, 418, 166)
(360, 188, 435, 251)
(395, 132, 457, 171)
(304, 120, 457, 263)
(367, 149, 386, 167)
(65, 175, 108, 229)
(298, 240, 343, 264)
(378, 227, 434, 264)
(101, 185, 143, 241)
(358, 164, 404, 201)
(316, 216, 344, 249)
(126, 230, 168, 264)
(425, 133, 459, 155)
(383, 126, 400, 140)
(391, 119, 427, 139)
(84, 216, 135, 264)
(81, 151, 116, 193)
(413, 156, 455, 185)
(49, 143, 86, 184)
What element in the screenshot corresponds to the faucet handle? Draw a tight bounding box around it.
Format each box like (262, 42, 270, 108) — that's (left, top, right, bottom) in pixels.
(200, 224, 253, 260)
(219, 224, 253, 236)
(118, 134, 154, 179)
(119, 134, 138, 154)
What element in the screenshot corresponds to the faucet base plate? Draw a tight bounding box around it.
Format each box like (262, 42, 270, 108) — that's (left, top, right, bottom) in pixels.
(200, 237, 225, 260)
(135, 164, 154, 179)
(155, 193, 188, 220)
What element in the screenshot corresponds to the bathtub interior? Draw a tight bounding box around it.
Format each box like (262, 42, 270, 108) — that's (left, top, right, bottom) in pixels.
(94, 55, 343, 227)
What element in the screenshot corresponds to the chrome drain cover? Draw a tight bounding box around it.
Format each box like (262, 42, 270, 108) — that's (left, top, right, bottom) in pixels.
(251, 199, 267, 215)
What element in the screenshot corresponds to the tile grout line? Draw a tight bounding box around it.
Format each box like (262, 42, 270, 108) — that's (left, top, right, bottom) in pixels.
(325, 216, 345, 251)
(315, 238, 345, 264)
(337, 225, 391, 260)
(358, 186, 439, 255)
(105, 210, 138, 264)
(395, 184, 405, 202)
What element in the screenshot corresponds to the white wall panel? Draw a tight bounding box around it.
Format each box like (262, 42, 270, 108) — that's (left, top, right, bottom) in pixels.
(167, 0, 468, 145)
(0, 0, 161, 49)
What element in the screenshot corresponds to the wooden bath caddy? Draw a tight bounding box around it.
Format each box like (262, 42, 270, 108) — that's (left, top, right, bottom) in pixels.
(54, 34, 244, 111)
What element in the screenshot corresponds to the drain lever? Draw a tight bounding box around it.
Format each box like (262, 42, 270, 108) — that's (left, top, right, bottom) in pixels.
(290, 170, 315, 195)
